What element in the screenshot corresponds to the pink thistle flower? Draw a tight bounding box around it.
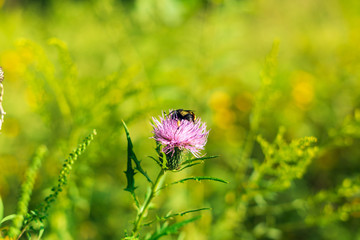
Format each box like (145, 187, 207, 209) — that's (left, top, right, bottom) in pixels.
(151, 110, 209, 170)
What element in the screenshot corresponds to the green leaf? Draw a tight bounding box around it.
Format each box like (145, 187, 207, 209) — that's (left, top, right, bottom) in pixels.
(176, 162, 203, 171)
(123, 156, 136, 193)
(148, 216, 201, 240)
(181, 155, 218, 165)
(173, 208, 211, 217)
(123, 121, 153, 190)
(37, 225, 45, 240)
(161, 152, 168, 170)
(176, 156, 219, 171)
(144, 208, 211, 227)
(0, 214, 17, 225)
(148, 156, 162, 167)
(123, 121, 137, 193)
(159, 208, 210, 221)
(159, 176, 228, 191)
(154, 142, 169, 170)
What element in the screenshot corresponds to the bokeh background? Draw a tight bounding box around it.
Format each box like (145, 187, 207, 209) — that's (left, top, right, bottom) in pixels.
(1, 0, 360, 239)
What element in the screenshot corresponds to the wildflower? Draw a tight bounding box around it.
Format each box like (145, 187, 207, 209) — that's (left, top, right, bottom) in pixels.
(152, 110, 209, 170)
(0, 67, 3, 81)
(0, 67, 5, 131)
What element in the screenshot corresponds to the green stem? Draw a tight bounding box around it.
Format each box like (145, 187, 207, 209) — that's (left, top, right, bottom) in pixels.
(132, 168, 165, 236)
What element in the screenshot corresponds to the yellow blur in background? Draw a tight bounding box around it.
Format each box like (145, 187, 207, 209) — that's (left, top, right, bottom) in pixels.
(1, 0, 360, 239)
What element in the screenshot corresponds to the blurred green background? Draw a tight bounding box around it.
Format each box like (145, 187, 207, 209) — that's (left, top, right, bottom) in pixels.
(1, 0, 360, 239)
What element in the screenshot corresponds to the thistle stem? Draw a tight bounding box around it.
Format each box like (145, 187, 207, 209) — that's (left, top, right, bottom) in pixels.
(132, 168, 165, 236)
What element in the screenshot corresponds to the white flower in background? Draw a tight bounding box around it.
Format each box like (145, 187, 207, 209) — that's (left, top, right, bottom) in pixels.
(0, 67, 5, 131)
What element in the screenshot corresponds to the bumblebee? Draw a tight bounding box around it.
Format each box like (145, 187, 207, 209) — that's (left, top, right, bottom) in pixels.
(169, 109, 196, 126)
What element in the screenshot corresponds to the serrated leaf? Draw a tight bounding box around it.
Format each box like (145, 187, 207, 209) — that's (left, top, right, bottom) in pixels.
(123, 121, 153, 187)
(148, 216, 201, 240)
(123, 161, 137, 193)
(123, 121, 137, 193)
(159, 176, 228, 191)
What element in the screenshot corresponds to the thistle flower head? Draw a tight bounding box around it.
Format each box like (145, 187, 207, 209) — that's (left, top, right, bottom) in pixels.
(152, 110, 209, 169)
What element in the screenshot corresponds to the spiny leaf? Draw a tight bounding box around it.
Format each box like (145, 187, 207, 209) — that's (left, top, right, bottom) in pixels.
(159, 176, 228, 191)
(122, 121, 153, 184)
(124, 167, 137, 193)
(148, 216, 201, 240)
(123, 122, 136, 193)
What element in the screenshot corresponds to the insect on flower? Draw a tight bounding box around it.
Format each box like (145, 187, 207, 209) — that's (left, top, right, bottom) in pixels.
(169, 109, 196, 127)
(152, 109, 209, 170)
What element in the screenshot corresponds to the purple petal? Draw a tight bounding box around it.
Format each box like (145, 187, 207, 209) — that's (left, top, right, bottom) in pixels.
(151, 113, 209, 158)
